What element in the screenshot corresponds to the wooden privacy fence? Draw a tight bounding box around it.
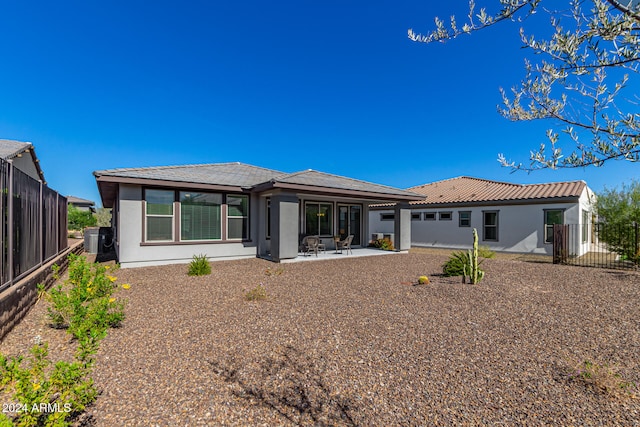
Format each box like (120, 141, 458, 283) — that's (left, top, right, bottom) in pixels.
(0, 157, 68, 293)
(553, 222, 639, 270)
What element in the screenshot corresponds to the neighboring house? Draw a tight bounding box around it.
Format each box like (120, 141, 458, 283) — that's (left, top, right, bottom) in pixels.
(370, 176, 596, 256)
(0, 139, 46, 182)
(94, 162, 424, 268)
(67, 196, 96, 213)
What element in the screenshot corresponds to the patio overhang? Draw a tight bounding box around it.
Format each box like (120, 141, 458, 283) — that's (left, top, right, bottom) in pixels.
(253, 181, 425, 203)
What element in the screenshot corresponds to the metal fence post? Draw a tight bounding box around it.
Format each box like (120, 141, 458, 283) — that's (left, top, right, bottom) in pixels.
(7, 161, 13, 286)
(38, 181, 43, 267)
(635, 221, 639, 261)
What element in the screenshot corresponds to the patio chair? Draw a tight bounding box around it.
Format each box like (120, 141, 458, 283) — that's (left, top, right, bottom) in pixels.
(336, 234, 354, 255)
(301, 236, 321, 257)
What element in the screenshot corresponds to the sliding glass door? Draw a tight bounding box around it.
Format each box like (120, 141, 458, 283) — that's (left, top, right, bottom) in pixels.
(338, 205, 362, 246)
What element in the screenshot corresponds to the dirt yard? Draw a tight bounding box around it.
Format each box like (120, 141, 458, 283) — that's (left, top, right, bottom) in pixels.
(1, 251, 639, 426)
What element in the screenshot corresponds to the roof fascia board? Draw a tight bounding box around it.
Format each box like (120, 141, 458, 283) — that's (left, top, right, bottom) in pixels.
(261, 182, 424, 201)
(370, 196, 581, 210)
(95, 175, 245, 193)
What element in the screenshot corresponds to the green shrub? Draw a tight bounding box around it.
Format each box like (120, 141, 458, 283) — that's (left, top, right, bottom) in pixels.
(371, 238, 395, 251)
(418, 275, 430, 285)
(5, 254, 128, 425)
(568, 358, 638, 398)
(67, 205, 97, 231)
(478, 245, 496, 259)
(245, 283, 268, 301)
(41, 255, 123, 331)
(188, 254, 211, 276)
(442, 251, 470, 277)
(0, 342, 97, 426)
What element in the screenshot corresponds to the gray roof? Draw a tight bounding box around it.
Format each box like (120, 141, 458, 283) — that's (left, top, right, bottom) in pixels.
(94, 162, 424, 207)
(0, 139, 32, 159)
(67, 195, 95, 206)
(0, 139, 46, 183)
(94, 162, 285, 189)
(272, 169, 422, 198)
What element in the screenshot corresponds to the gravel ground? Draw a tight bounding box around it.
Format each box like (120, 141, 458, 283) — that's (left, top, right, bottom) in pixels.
(1, 251, 640, 426)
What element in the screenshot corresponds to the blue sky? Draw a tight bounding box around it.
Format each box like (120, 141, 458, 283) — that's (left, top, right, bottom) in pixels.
(0, 1, 637, 207)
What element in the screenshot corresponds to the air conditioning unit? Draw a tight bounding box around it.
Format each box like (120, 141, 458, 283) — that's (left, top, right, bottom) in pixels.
(371, 233, 384, 241)
(383, 233, 394, 242)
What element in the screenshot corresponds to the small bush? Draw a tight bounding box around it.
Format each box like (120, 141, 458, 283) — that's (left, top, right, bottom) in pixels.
(418, 275, 430, 285)
(371, 238, 395, 251)
(442, 251, 470, 277)
(568, 358, 638, 398)
(188, 254, 211, 276)
(442, 249, 489, 280)
(4, 254, 126, 426)
(41, 255, 124, 331)
(478, 245, 496, 259)
(0, 342, 98, 426)
(245, 283, 268, 301)
(264, 267, 284, 276)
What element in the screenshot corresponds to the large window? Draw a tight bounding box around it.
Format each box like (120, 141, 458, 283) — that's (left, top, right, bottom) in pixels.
(227, 195, 249, 240)
(305, 202, 332, 236)
(180, 192, 222, 241)
(146, 189, 174, 241)
(483, 211, 499, 241)
(144, 188, 250, 243)
(544, 209, 564, 244)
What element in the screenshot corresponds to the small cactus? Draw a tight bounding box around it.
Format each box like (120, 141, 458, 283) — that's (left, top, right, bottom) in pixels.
(463, 228, 485, 284)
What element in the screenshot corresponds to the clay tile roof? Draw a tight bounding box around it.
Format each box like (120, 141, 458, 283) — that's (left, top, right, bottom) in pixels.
(406, 176, 587, 206)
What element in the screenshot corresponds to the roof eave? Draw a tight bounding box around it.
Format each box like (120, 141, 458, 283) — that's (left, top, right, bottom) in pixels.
(258, 181, 424, 202)
(94, 174, 245, 192)
(370, 195, 583, 209)
(94, 174, 249, 208)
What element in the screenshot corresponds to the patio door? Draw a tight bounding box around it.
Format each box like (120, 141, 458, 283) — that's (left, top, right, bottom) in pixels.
(338, 205, 362, 246)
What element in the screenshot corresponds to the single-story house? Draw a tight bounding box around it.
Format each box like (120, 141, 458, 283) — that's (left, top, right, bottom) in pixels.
(369, 176, 596, 256)
(94, 162, 424, 268)
(67, 196, 96, 213)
